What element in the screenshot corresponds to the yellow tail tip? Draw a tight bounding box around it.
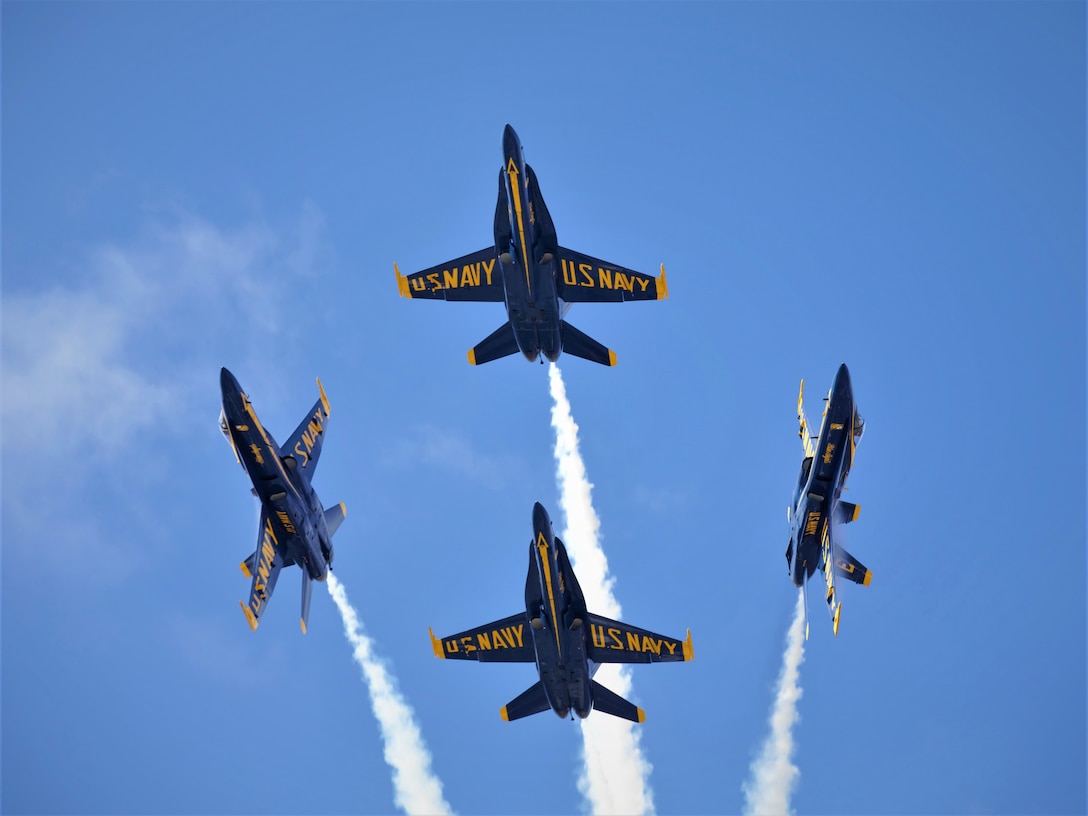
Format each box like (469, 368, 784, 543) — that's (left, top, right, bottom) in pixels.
(500, 706, 510, 722)
(637, 707, 646, 723)
(467, 348, 477, 366)
(657, 264, 669, 299)
(607, 349, 617, 367)
(300, 618, 308, 635)
(682, 628, 695, 661)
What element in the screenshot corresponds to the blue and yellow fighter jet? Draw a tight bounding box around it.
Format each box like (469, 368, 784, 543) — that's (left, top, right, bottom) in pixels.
(429, 502, 693, 722)
(219, 367, 346, 633)
(786, 363, 871, 638)
(394, 124, 668, 366)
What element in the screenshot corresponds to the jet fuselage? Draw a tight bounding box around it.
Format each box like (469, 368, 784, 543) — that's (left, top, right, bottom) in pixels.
(524, 502, 594, 719)
(220, 368, 332, 582)
(788, 363, 860, 587)
(496, 124, 563, 363)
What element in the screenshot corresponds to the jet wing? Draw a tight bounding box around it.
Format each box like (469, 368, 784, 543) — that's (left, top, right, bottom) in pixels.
(797, 379, 816, 459)
(239, 509, 287, 632)
(555, 246, 668, 303)
(395, 248, 505, 301)
(281, 378, 331, 477)
(585, 613, 693, 664)
(429, 613, 535, 662)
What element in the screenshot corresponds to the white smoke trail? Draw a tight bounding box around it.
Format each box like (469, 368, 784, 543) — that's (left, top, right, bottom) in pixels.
(742, 591, 807, 816)
(548, 363, 655, 816)
(326, 573, 453, 816)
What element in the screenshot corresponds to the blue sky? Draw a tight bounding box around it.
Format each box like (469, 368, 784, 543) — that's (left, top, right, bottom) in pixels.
(3, 2, 1084, 814)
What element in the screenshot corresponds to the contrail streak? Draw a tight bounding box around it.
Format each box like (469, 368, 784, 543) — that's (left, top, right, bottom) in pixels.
(742, 591, 807, 816)
(549, 363, 655, 816)
(326, 573, 453, 816)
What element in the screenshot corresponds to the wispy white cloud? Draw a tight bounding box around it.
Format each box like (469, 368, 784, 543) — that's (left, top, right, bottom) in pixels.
(742, 591, 807, 816)
(326, 573, 453, 816)
(549, 363, 655, 816)
(1, 208, 332, 577)
(383, 424, 522, 490)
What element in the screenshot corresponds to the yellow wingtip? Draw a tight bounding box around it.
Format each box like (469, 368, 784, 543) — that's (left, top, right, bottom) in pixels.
(240, 561, 252, 579)
(467, 348, 477, 366)
(637, 707, 646, 723)
(833, 603, 842, 636)
(317, 377, 331, 415)
(394, 263, 411, 298)
(657, 264, 669, 299)
(339, 501, 347, 518)
(300, 618, 308, 635)
(240, 601, 258, 632)
(863, 570, 873, 587)
(607, 349, 617, 367)
(500, 706, 510, 722)
(682, 628, 695, 661)
(429, 627, 445, 659)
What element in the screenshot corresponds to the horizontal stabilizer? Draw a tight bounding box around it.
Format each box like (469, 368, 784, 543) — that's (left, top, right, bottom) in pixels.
(240, 553, 255, 579)
(591, 680, 645, 723)
(835, 501, 860, 524)
(468, 322, 520, 366)
(560, 321, 616, 367)
(324, 503, 347, 537)
(500, 681, 551, 722)
(834, 545, 872, 586)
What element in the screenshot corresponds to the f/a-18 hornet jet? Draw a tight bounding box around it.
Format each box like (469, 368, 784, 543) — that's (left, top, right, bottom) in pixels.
(219, 367, 346, 633)
(430, 502, 693, 722)
(786, 363, 871, 638)
(394, 124, 668, 366)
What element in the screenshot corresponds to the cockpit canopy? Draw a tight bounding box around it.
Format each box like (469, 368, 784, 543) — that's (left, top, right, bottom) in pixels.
(853, 411, 866, 445)
(219, 407, 242, 467)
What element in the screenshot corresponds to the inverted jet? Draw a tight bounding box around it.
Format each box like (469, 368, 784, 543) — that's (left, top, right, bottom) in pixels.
(219, 367, 346, 633)
(429, 502, 692, 722)
(786, 363, 871, 638)
(395, 124, 668, 366)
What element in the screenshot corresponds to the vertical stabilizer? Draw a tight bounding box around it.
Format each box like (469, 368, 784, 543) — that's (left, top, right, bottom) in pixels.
(300, 572, 313, 634)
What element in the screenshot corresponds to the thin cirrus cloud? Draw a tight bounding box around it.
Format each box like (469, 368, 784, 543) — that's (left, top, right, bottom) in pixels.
(1, 206, 333, 577)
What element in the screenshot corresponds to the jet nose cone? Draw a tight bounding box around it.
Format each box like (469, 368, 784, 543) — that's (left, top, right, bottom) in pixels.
(220, 367, 241, 398)
(532, 502, 551, 534)
(503, 124, 521, 157)
(833, 363, 853, 399)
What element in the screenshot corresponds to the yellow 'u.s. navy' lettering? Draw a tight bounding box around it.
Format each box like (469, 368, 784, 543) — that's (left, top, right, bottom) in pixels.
(442, 624, 527, 656)
(293, 408, 326, 465)
(588, 623, 681, 657)
(250, 518, 279, 617)
(805, 511, 821, 536)
(823, 442, 836, 465)
(560, 258, 653, 294)
(410, 259, 497, 294)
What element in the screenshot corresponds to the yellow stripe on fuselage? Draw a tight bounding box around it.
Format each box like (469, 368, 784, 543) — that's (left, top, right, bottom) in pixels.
(242, 394, 305, 506)
(537, 532, 562, 656)
(507, 158, 531, 293)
